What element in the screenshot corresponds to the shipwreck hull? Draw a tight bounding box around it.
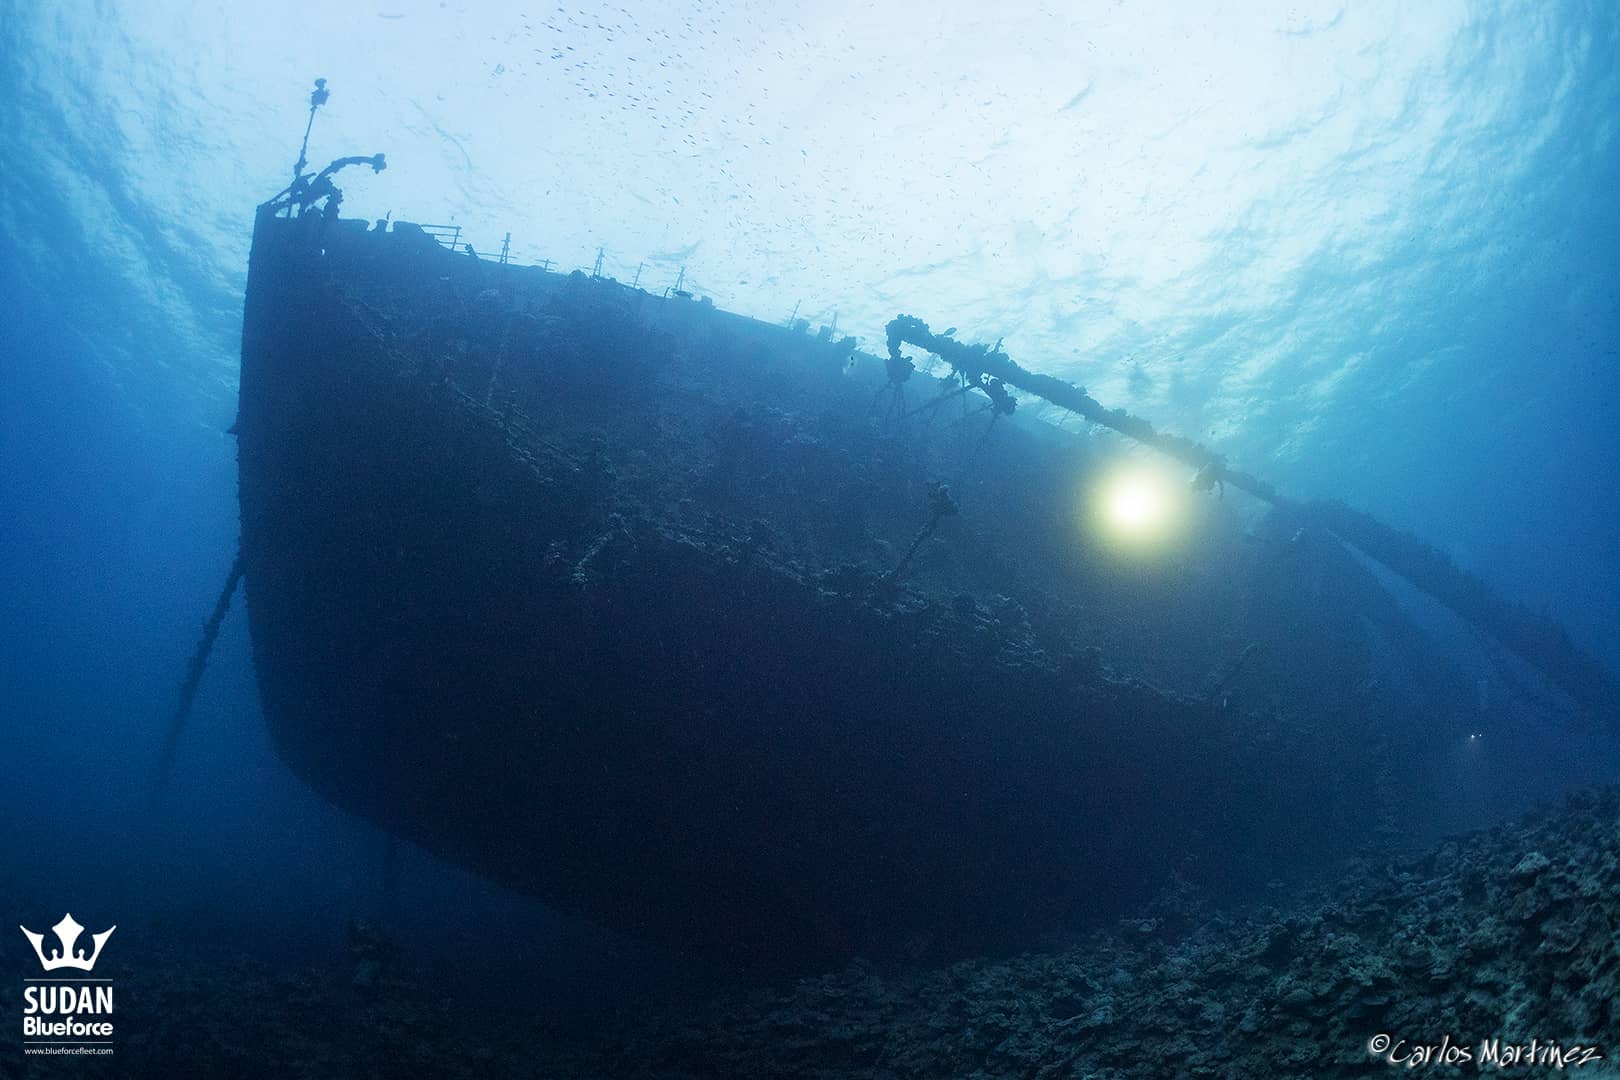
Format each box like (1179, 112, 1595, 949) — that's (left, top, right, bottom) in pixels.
(237, 209, 1475, 969)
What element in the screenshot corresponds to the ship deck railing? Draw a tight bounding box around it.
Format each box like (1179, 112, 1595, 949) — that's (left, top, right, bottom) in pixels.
(419, 223, 550, 271)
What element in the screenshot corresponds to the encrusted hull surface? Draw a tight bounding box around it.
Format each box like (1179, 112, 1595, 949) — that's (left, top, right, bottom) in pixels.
(237, 211, 1472, 969)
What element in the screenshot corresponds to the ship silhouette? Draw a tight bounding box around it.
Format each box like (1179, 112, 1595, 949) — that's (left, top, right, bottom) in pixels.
(227, 146, 1612, 972)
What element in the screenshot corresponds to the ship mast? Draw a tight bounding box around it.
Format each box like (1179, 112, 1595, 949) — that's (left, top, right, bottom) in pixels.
(292, 77, 330, 185)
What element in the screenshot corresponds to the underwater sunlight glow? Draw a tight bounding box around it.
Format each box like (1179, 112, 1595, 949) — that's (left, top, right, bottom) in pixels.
(5, 1, 1618, 663)
(1094, 463, 1184, 548)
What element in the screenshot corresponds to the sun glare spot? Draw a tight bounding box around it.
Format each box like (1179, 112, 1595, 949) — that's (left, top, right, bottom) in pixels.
(1092, 463, 1183, 548)
(1106, 476, 1166, 532)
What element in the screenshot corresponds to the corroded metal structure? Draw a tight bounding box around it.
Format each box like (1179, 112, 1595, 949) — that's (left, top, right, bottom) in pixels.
(235, 187, 1552, 970)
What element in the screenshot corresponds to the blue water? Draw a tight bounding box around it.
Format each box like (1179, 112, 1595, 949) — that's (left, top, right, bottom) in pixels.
(2, 0, 1618, 1046)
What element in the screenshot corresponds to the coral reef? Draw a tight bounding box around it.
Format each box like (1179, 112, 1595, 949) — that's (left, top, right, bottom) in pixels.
(541, 785, 1620, 1077)
(11, 786, 1620, 1076)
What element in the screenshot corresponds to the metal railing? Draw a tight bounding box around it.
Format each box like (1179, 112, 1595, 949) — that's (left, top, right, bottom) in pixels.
(419, 223, 463, 253)
(406, 226, 717, 312)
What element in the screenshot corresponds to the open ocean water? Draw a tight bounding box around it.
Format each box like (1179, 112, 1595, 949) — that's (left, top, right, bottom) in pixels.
(2, 2, 1619, 1076)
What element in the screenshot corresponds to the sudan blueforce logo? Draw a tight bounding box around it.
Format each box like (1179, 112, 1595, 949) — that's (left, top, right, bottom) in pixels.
(18, 913, 117, 1057)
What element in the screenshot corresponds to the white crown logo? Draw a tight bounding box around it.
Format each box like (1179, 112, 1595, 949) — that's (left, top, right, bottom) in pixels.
(20, 914, 116, 972)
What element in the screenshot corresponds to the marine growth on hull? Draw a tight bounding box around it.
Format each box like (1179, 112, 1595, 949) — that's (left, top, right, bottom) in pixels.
(231, 169, 1586, 972)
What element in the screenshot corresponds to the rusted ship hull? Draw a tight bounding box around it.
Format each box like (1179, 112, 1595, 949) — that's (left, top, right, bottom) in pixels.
(235, 208, 1470, 969)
